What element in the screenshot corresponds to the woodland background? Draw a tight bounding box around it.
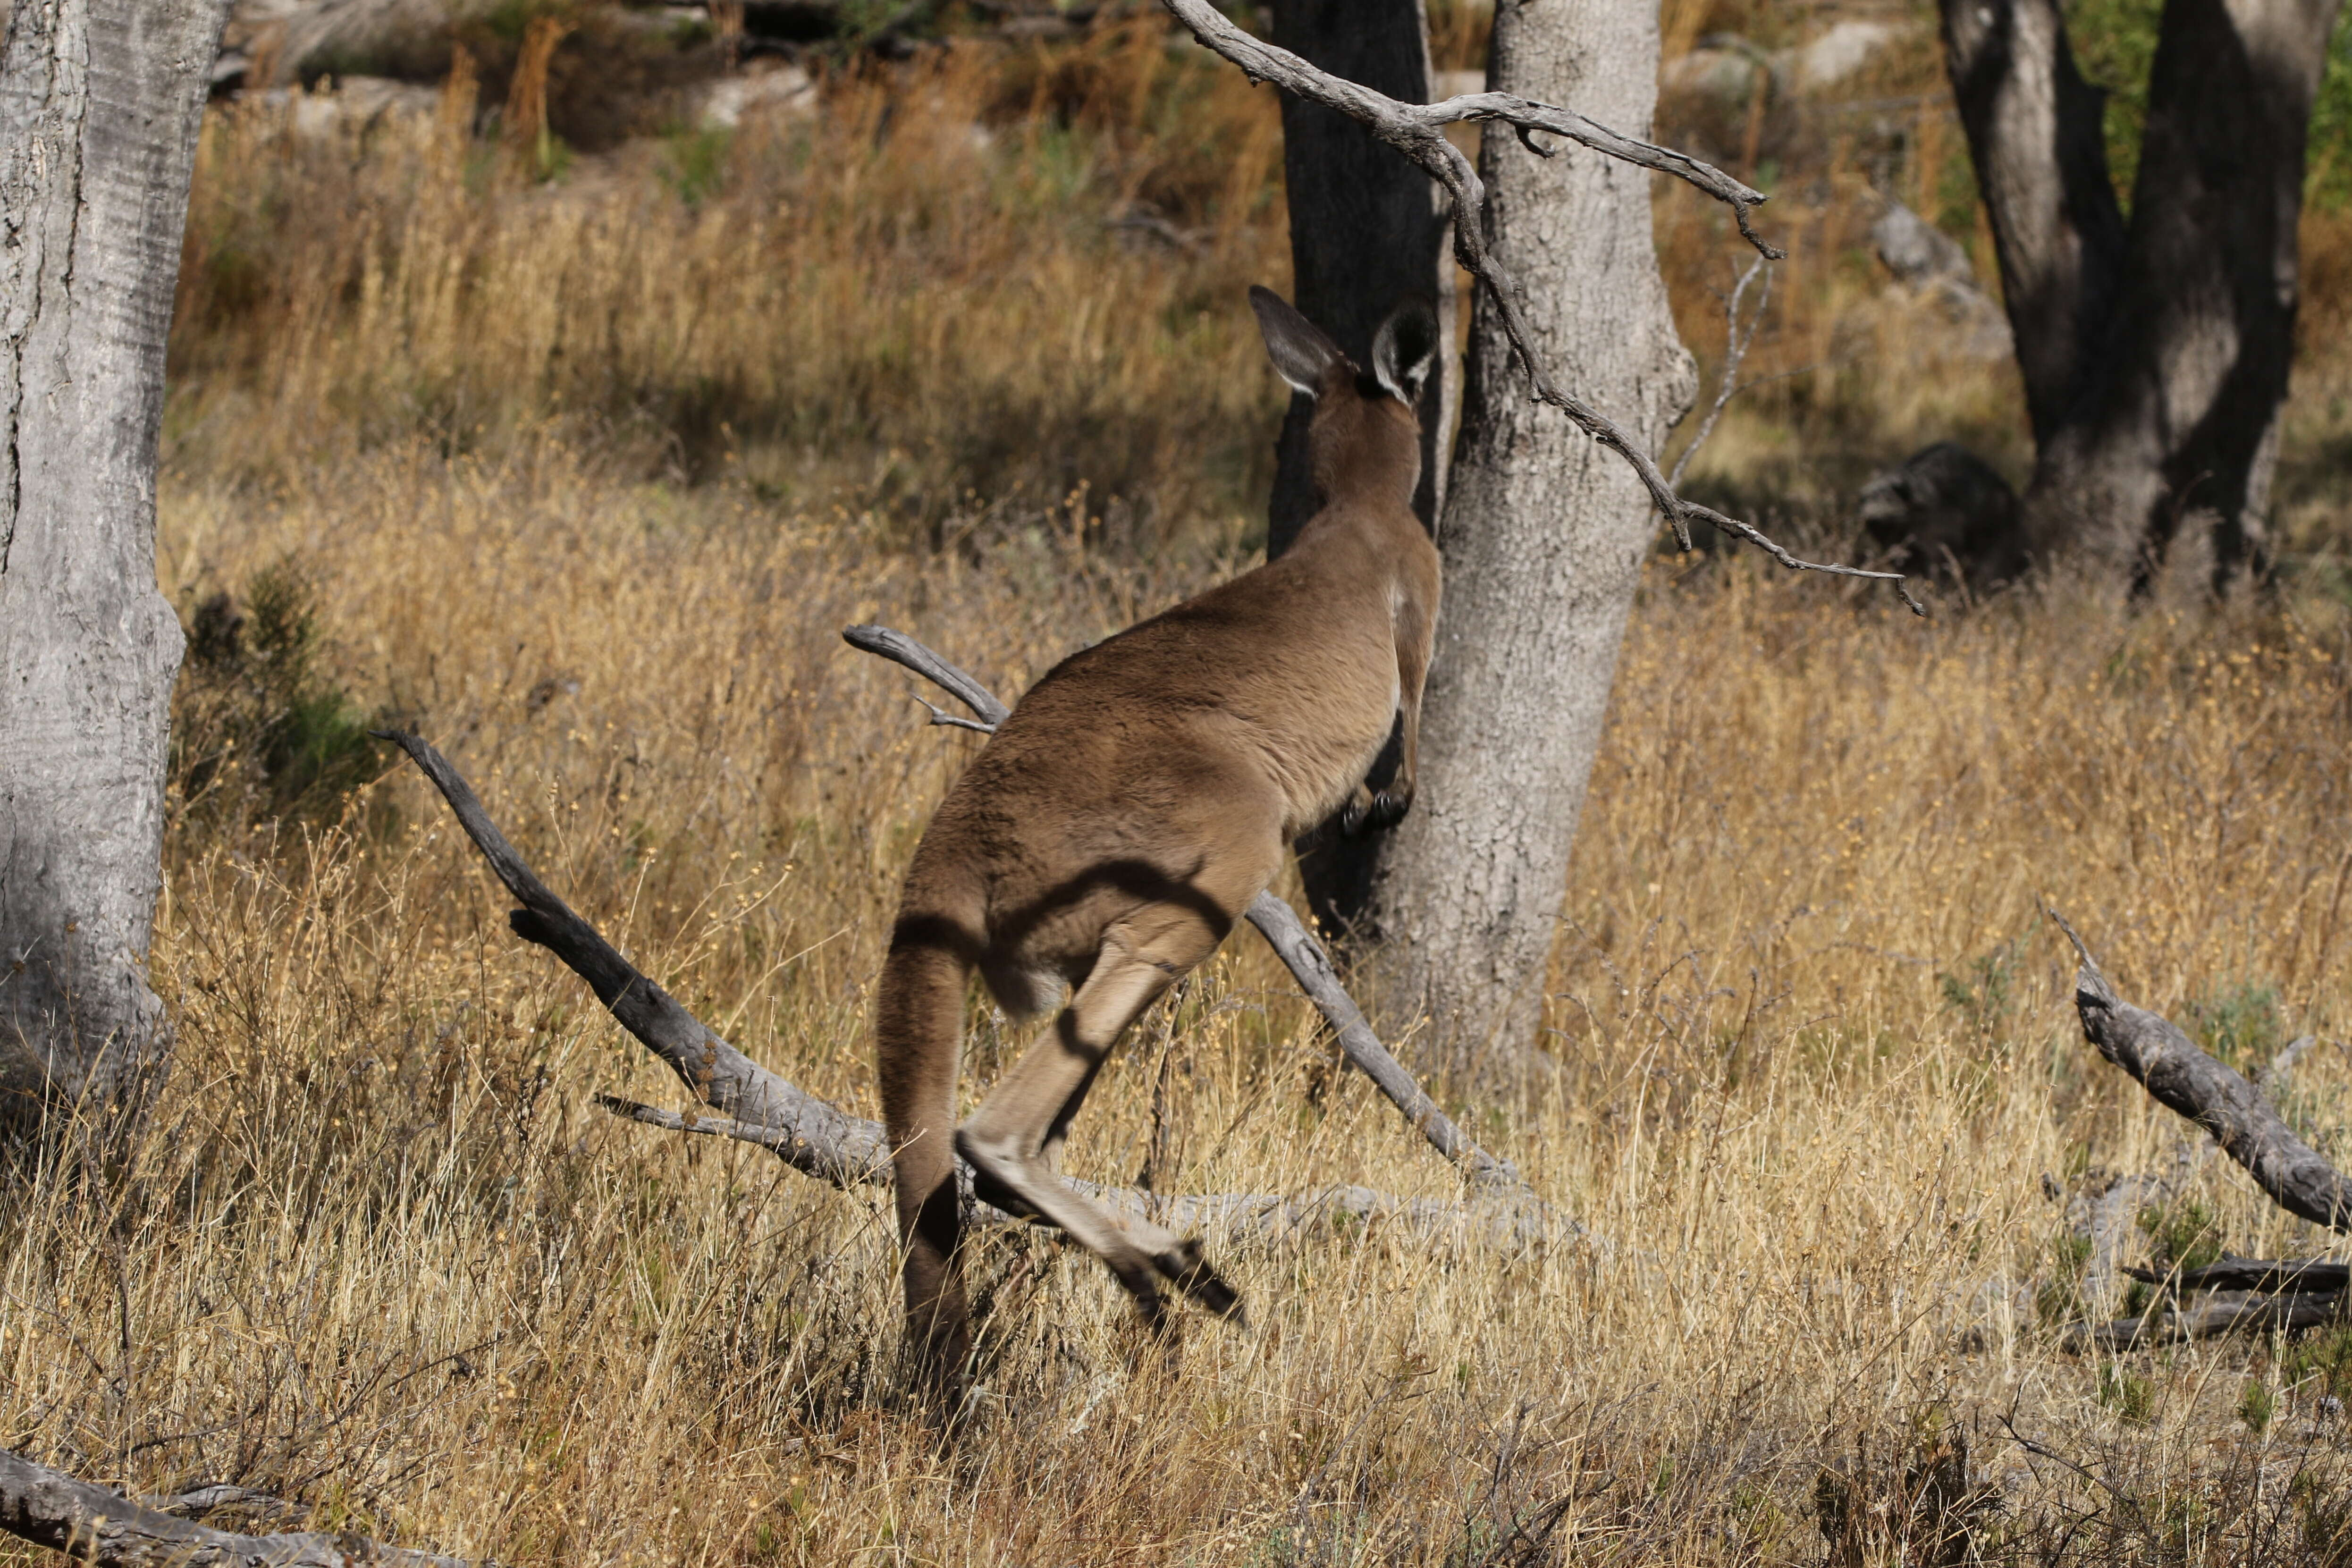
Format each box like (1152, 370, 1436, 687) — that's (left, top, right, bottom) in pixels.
(13, 0, 2352, 1561)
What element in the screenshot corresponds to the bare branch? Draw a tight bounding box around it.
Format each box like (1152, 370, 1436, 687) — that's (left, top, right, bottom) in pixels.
(383, 731, 1553, 1244)
(1668, 257, 1770, 492)
(1155, 0, 1924, 615)
(841, 624, 1528, 1190)
(2049, 908, 2352, 1232)
(381, 729, 891, 1188)
(0, 1448, 464, 1568)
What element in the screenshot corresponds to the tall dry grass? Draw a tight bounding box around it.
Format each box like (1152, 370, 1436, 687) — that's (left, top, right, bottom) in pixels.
(168, 25, 1288, 549)
(11, 14, 2352, 1566)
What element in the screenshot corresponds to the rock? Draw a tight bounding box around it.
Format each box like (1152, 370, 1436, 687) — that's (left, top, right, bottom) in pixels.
(245, 73, 440, 141)
(1857, 441, 2029, 588)
(696, 61, 818, 129)
(1796, 19, 1898, 91)
(1872, 200, 1972, 286)
(1660, 44, 1769, 111)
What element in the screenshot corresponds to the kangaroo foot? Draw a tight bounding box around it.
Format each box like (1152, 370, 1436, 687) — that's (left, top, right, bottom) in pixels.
(1156, 1236, 1246, 1325)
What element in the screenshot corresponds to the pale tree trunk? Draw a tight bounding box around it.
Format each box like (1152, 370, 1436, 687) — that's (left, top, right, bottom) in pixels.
(0, 0, 224, 1108)
(1263, 0, 1454, 933)
(1941, 0, 2341, 590)
(1362, 0, 1696, 1070)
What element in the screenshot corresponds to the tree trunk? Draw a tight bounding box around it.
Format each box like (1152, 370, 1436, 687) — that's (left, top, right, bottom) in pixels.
(1359, 0, 1696, 1071)
(0, 0, 224, 1108)
(1263, 0, 1454, 935)
(1937, 0, 2126, 455)
(1940, 0, 2341, 589)
(1265, 0, 1450, 557)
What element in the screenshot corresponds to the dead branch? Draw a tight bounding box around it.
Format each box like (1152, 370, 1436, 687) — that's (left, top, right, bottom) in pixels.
(2040, 910, 2352, 1347)
(2051, 909, 2352, 1232)
(1668, 257, 1771, 491)
(1155, 0, 1924, 615)
(0, 1448, 464, 1568)
(381, 731, 890, 1189)
(382, 732, 1554, 1245)
(2062, 1289, 2344, 1352)
(840, 623, 1525, 1189)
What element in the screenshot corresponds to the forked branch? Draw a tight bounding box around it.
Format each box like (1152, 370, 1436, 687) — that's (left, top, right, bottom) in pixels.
(1155, 0, 1922, 614)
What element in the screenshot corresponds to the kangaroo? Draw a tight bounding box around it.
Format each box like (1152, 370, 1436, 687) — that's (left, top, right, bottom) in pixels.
(876, 287, 1441, 1383)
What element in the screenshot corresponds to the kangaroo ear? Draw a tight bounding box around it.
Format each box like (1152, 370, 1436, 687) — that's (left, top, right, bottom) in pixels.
(1249, 285, 1345, 397)
(1373, 300, 1439, 406)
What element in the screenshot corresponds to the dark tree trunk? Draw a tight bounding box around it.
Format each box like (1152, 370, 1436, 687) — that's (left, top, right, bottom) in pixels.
(1939, 0, 2342, 589)
(1938, 0, 2126, 454)
(1264, 0, 1453, 937)
(1265, 0, 1450, 558)
(0, 0, 226, 1109)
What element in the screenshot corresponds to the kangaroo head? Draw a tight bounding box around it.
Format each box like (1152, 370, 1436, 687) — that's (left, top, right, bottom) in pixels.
(1249, 286, 1438, 508)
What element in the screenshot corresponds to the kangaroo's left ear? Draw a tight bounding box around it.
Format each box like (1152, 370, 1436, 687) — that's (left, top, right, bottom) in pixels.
(1373, 300, 1439, 406)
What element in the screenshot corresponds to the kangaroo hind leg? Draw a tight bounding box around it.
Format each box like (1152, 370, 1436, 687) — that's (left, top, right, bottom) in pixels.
(955, 910, 1243, 1326)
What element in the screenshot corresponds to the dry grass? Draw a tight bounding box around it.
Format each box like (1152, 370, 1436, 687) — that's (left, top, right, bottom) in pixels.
(12, 14, 2352, 1566)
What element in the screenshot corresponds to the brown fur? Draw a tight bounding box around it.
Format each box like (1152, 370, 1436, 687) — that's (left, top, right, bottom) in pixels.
(875, 289, 1441, 1387)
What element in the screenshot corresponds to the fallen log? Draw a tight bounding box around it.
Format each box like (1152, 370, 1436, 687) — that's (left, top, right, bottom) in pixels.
(0, 1448, 463, 1568)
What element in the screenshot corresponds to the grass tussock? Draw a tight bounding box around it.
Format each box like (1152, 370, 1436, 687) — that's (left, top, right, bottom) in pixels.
(13, 11, 2352, 1565)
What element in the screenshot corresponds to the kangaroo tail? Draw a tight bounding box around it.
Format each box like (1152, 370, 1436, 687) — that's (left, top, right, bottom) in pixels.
(875, 914, 975, 1385)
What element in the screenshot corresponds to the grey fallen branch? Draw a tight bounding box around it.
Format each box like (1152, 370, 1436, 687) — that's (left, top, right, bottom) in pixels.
(2044, 909, 2352, 1346)
(1155, 0, 1922, 615)
(381, 725, 1545, 1245)
(841, 623, 1523, 1189)
(0, 1447, 464, 1568)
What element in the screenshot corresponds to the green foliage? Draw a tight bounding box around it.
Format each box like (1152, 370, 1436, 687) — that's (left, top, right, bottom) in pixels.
(2240, 1378, 2276, 1433)
(2138, 1197, 2224, 1276)
(658, 125, 732, 208)
(2098, 1362, 2156, 1423)
(2286, 1322, 2352, 1401)
(1939, 942, 2018, 1037)
(2184, 980, 2285, 1072)
(2066, 0, 2352, 210)
(172, 560, 398, 830)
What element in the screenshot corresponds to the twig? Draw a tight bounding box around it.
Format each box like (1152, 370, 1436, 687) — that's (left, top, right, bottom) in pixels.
(0, 1447, 465, 1568)
(1155, 0, 1923, 615)
(1668, 257, 1771, 490)
(840, 624, 1528, 1190)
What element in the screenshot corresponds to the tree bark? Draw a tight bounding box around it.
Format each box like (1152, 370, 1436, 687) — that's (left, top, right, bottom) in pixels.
(1358, 0, 1696, 1070)
(0, 0, 224, 1107)
(1265, 0, 1450, 556)
(1937, 0, 2126, 455)
(1939, 0, 2342, 589)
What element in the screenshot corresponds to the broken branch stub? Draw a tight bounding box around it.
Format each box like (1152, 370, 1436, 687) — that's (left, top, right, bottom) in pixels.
(840, 623, 1524, 1189)
(0, 1447, 465, 1568)
(1154, 0, 1923, 614)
